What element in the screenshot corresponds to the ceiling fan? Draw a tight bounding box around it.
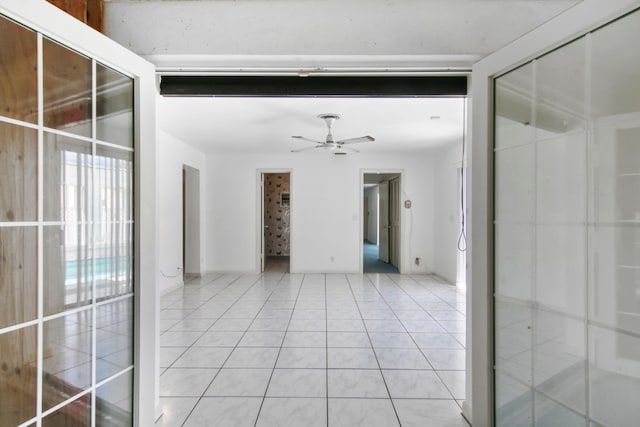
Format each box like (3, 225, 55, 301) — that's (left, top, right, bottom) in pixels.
(291, 113, 375, 155)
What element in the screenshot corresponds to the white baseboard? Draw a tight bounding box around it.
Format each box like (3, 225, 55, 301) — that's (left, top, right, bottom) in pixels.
(160, 280, 184, 296)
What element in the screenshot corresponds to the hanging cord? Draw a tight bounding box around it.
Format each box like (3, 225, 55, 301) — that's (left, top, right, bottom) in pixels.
(457, 99, 468, 252)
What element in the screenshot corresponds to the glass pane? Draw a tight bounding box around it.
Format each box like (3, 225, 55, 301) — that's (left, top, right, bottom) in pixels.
(0, 121, 37, 222)
(494, 144, 533, 222)
(42, 394, 91, 427)
(96, 371, 133, 427)
(536, 225, 586, 317)
(534, 392, 587, 427)
(495, 370, 532, 427)
(96, 298, 133, 382)
(96, 64, 133, 148)
(44, 225, 92, 316)
(536, 132, 587, 223)
(96, 146, 133, 300)
(42, 311, 93, 411)
(44, 132, 92, 222)
(535, 38, 586, 135)
(591, 11, 640, 119)
(495, 298, 532, 385)
(494, 224, 532, 300)
(533, 309, 586, 414)
(589, 325, 640, 427)
(495, 63, 534, 150)
(0, 226, 37, 328)
(43, 38, 92, 137)
(0, 15, 38, 123)
(0, 325, 38, 425)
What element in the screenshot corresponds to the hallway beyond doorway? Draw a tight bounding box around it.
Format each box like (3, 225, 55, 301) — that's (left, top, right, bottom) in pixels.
(363, 241, 399, 274)
(157, 272, 467, 426)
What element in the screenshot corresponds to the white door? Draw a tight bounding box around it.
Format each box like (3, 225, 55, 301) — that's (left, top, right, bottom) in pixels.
(389, 177, 400, 269)
(378, 181, 390, 263)
(260, 173, 266, 272)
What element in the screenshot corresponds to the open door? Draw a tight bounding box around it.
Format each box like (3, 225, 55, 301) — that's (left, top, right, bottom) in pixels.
(260, 173, 266, 272)
(378, 181, 389, 263)
(389, 177, 400, 269)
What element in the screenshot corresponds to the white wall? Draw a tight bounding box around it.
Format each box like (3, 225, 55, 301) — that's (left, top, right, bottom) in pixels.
(432, 142, 463, 284)
(364, 186, 379, 244)
(157, 128, 206, 294)
(207, 152, 435, 274)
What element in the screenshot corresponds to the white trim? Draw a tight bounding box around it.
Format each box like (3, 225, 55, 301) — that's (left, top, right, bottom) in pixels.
(468, 1, 640, 426)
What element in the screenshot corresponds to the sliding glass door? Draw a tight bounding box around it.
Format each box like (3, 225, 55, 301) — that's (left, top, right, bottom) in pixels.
(493, 8, 640, 427)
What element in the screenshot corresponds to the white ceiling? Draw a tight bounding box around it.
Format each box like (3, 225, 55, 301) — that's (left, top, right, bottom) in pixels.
(114, 0, 580, 155)
(158, 96, 466, 155)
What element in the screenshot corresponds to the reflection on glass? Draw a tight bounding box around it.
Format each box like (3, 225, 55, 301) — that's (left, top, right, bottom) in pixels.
(0, 15, 38, 123)
(96, 371, 132, 427)
(494, 63, 534, 150)
(495, 298, 532, 385)
(43, 311, 92, 411)
(589, 325, 640, 427)
(43, 38, 92, 137)
(0, 227, 37, 328)
(96, 298, 133, 382)
(96, 146, 133, 300)
(0, 121, 38, 222)
(495, 370, 532, 427)
(535, 38, 586, 135)
(44, 132, 92, 222)
(591, 10, 640, 119)
(43, 225, 92, 316)
(0, 325, 38, 425)
(42, 394, 91, 427)
(534, 392, 585, 427)
(96, 64, 133, 147)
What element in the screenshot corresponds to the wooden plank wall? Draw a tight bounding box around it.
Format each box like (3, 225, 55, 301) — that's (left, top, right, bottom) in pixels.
(46, 0, 103, 33)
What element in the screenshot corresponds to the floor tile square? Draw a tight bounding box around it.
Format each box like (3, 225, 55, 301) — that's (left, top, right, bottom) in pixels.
(249, 318, 290, 331)
(328, 348, 378, 369)
(283, 331, 326, 347)
(160, 368, 218, 397)
(183, 397, 262, 427)
(410, 333, 464, 349)
(393, 399, 465, 427)
(194, 331, 244, 347)
(328, 398, 400, 427)
(287, 319, 326, 331)
(364, 319, 406, 332)
(369, 332, 417, 349)
(327, 332, 371, 347)
(238, 331, 285, 347)
(374, 348, 431, 370)
(172, 347, 233, 368)
(160, 331, 204, 347)
(276, 347, 326, 369)
(326, 319, 365, 332)
(423, 349, 466, 370)
(256, 398, 326, 427)
(160, 347, 188, 368)
(401, 320, 448, 333)
(224, 347, 280, 368)
(155, 397, 199, 427)
(382, 369, 452, 399)
(266, 369, 326, 397)
(327, 369, 388, 398)
(205, 368, 272, 397)
(438, 370, 466, 399)
(209, 318, 253, 331)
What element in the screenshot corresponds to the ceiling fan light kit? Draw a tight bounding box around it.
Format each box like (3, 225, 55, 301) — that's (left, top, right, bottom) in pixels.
(291, 113, 374, 155)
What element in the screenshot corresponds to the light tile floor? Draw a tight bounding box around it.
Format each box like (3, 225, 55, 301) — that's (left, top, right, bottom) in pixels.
(156, 273, 469, 427)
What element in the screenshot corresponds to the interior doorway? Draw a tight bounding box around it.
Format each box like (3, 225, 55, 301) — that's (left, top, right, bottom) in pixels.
(363, 172, 401, 273)
(183, 165, 201, 278)
(260, 171, 291, 273)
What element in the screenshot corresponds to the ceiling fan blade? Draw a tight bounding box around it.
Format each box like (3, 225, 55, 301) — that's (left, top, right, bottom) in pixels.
(335, 146, 359, 154)
(292, 135, 323, 144)
(336, 135, 375, 144)
(291, 145, 322, 153)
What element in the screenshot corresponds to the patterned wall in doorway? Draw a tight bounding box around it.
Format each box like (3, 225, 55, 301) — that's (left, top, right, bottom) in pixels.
(265, 173, 290, 256)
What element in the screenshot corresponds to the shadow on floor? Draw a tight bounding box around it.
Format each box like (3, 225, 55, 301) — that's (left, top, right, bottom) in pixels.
(265, 256, 289, 273)
(363, 240, 399, 273)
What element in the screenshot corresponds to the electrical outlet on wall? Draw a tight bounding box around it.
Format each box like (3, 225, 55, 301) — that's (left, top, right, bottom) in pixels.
(415, 257, 420, 265)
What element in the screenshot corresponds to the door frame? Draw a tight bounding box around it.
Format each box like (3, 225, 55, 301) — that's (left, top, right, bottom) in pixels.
(256, 168, 293, 273)
(0, 0, 159, 425)
(469, 0, 640, 425)
(360, 169, 404, 273)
